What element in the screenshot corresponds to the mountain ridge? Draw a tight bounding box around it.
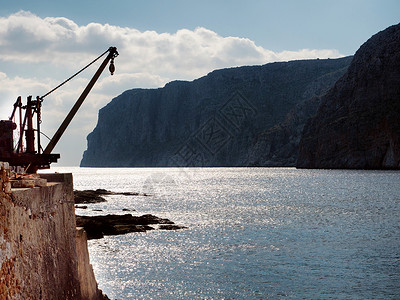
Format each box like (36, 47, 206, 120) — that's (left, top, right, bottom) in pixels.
(81, 57, 352, 167)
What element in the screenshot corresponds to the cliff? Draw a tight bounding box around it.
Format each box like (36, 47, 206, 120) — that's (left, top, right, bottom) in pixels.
(81, 57, 351, 167)
(247, 96, 322, 166)
(0, 164, 106, 299)
(297, 23, 400, 169)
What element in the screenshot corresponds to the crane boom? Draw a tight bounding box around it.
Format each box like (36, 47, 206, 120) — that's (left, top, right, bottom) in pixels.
(44, 47, 118, 155)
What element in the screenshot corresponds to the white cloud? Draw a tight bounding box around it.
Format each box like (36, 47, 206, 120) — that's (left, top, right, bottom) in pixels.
(0, 10, 343, 76)
(0, 11, 344, 166)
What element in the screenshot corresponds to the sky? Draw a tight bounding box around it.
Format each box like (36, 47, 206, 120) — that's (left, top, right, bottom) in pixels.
(0, 0, 399, 166)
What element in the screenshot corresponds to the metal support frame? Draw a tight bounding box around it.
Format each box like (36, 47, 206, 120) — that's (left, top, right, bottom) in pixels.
(0, 46, 118, 173)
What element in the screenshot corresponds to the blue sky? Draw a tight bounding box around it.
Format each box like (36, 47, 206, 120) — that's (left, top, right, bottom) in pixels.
(1, 0, 399, 166)
(3, 0, 399, 54)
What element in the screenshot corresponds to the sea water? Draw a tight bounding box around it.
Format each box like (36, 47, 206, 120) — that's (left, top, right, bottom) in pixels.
(51, 167, 400, 299)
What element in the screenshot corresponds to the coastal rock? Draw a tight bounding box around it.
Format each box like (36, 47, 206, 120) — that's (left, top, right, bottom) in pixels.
(159, 224, 188, 230)
(74, 190, 107, 204)
(297, 23, 400, 169)
(122, 208, 135, 211)
(75, 205, 88, 209)
(74, 189, 149, 204)
(80, 57, 351, 167)
(76, 214, 181, 239)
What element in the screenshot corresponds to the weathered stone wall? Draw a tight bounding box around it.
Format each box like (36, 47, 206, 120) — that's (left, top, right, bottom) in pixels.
(0, 168, 104, 300)
(76, 227, 103, 300)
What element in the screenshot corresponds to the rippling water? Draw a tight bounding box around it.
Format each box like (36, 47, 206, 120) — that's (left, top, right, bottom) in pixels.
(52, 167, 400, 299)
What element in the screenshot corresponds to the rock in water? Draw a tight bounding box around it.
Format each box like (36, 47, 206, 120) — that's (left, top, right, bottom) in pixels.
(75, 214, 180, 239)
(74, 189, 148, 204)
(74, 190, 107, 204)
(297, 23, 400, 169)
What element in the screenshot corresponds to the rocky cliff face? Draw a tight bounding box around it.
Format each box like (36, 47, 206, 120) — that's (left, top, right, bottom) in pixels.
(247, 96, 322, 166)
(246, 66, 351, 166)
(297, 24, 400, 169)
(81, 57, 351, 167)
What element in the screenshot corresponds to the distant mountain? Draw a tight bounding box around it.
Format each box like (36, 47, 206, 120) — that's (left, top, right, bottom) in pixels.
(297, 23, 400, 169)
(80, 57, 351, 167)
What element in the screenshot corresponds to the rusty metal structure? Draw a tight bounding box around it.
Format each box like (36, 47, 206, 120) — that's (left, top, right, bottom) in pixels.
(0, 47, 118, 173)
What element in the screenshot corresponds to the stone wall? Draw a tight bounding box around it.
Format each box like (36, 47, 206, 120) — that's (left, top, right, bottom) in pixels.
(0, 166, 105, 299)
(76, 227, 103, 300)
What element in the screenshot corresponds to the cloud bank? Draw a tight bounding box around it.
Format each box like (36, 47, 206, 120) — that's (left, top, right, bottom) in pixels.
(0, 11, 343, 165)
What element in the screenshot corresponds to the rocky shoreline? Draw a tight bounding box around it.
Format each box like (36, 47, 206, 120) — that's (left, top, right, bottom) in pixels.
(74, 189, 187, 239)
(74, 188, 150, 204)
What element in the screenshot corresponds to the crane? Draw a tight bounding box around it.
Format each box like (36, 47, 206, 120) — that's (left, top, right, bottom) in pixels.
(0, 47, 119, 173)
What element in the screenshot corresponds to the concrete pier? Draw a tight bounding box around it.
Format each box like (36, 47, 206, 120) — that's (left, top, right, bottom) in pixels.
(0, 164, 105, 299)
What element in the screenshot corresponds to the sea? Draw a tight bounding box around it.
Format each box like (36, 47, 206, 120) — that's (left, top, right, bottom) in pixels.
(51, 167, 400, 299)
